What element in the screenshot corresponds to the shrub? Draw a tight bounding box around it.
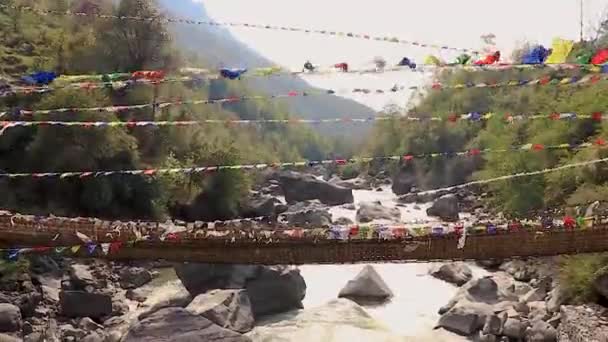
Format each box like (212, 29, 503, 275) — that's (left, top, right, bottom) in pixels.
(559, 254, 608, 303)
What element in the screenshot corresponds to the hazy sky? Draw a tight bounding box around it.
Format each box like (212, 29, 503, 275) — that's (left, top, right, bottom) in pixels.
(194, 0, 608, 110)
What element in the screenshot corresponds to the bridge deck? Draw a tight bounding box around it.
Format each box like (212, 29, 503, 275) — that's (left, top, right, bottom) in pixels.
(1, 227, 607, 264)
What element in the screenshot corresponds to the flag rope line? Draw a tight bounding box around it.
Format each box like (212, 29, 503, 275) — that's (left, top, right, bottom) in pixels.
(0, 4, 479, 54)
(0, 139, 605, 179)
(1, 111, 607, 134)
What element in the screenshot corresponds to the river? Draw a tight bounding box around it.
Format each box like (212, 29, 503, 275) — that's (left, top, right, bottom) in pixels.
(294, 187, 487, 341)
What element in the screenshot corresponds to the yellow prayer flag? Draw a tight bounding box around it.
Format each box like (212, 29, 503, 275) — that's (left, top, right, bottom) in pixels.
(545, 38, 574, 64)
(424, 55, 443, 66)
(70, 245, 81, 254)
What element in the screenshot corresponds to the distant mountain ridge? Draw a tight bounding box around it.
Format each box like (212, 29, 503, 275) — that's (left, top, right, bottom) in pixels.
(157, 0, 376, 130)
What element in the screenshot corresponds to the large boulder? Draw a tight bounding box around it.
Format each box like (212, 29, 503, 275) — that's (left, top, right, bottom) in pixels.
(437, 302, 491, 336)
(330, 177, 372, 190)
(0, 333, 21, 342)
(503, 318, 529, 340)
(0, 304, 21, 332)
(174, 264, 260, 296)
(278, 171, 354, 205)
(594, 271, 608, 300)
(338, 265, 393, 305)
(430, 263, 473, 286)
(186, 290, 254, 333)
(391, 169, 416, 195)
(68, 264, 95, 290)
(279, 200, 332, 227)
(175, 264, 306, 318)
(355, 202, 401, 223)
(138, 280, 192, 321)
(119, 267, 152, 289)
(546, 285, 565, 313)
(246, 267, 306, 317)
(123, 307, 250, 342)
(240, 195, 284, 218)
(59, 291, 112, 319)
(426, 194, 459, 222)
(526, 320, 557, 342)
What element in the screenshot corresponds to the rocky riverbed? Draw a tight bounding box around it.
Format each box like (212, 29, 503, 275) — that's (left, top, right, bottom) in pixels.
(0, 170, 604, 341)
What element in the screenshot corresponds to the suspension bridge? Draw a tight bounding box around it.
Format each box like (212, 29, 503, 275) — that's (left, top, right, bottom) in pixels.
(1, 211, 608, 264)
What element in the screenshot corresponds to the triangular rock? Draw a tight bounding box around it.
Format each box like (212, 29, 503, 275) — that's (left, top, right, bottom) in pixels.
(338, 265, 393, 305)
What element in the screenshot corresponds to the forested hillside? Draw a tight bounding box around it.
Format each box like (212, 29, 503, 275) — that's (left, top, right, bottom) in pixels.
(365, 38, 608, 216)
(0, 0, 335, 221)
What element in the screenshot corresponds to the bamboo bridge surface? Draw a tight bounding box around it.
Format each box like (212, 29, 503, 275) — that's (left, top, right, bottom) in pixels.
(1, 213, 608, 264)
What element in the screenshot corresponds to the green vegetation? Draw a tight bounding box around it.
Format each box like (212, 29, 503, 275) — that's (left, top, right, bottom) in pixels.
(559, 254, 608, 303)
(0, 0, 334, 221)
(365, 42, 608, 217)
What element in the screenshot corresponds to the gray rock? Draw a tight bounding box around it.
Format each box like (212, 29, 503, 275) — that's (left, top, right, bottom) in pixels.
(246, 266, 306, 317)
(174, 264, 260, 296)
(119, 267, 152, 289)
(482, 314, 503, 335)
(476, 260, 504, 270)
(521, 287, 548, 303)
(330, 177, 372, 190)
(68, 264, 95, 290)
(509, 282, 533, 296)
(137, 283, 192, 321)
(391, 169, 416, 195)
(123, 307, 250, 342)
(240, 195, 283, 217)
(17, 293, 41, 318)
(24, 333, 42, 342)
(334, 217, 354, 225)
(22, 321, 32, 335)
(546, 285, 565, 313)
(125, 289, 147, 303)
(0, 304, 21, 333)
(430, 263, 473, 286)
(426, 194, 459, 222)
(338, 265, 393, 305)
(467, 277, 499, 303)
(59, 324, 86, 340)
(279, 171, 354, 205)
(437, 303, 490, 336)
(355, 202, 401, 223)
(82, 332, 104, 342)
(526, 320, 557, 342)
(475, 332, 497, 342)
(186, 290, 254, 333)
(502, 318, 529, 339)
(0, 334, 21, 342)
(78, 317, 103, 331)
(594, 272, 608, 300)
(59, 291, 112, 319)
(279, 200, 332, 227)
(527, 301, 549, 322)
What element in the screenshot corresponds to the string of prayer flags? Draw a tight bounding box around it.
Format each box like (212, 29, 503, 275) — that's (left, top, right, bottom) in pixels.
(0, 138, 604, 180)
(0, 3, 480, 54)
(2, 111, 608, 135)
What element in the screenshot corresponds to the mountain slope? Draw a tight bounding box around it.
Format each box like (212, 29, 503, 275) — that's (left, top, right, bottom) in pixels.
(157, 0, 376, 137)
